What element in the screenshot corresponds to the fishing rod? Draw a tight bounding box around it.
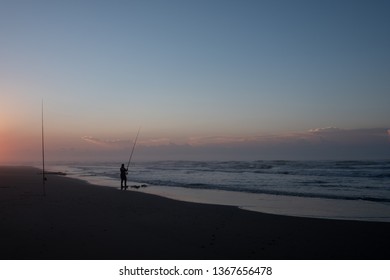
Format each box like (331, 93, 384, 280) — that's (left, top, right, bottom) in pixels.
(126, 127, 141, 170)
(41, 100, 46, 196)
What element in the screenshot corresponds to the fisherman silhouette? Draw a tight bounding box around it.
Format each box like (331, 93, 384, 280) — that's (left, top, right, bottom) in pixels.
(120, 164, 128, 190)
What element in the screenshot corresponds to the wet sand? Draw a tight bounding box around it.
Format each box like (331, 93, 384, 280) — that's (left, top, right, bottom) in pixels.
(1, 166, 390, 260)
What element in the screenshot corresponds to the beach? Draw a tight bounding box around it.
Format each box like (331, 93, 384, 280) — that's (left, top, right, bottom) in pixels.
(1, 166, 390, 260)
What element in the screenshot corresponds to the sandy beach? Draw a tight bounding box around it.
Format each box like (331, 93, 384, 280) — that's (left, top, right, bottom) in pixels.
(1, 166, 390, 260)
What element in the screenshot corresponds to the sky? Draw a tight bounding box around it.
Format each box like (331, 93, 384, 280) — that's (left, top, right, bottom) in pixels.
(1, 0, 389, 163)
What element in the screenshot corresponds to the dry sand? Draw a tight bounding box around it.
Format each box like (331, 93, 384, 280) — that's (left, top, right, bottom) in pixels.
(1, 166, 389, 260)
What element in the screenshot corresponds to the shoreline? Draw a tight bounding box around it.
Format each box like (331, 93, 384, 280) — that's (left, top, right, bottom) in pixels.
(1, 166, 390, 260)
(58, 166, 390, 223)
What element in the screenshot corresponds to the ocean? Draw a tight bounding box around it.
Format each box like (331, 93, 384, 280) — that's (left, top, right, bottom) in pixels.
(47, 160, 390, 222)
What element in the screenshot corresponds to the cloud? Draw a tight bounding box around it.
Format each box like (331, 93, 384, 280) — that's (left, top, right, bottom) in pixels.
(309, 127, 343, 133)
(307, 127, 389, 144)
(81, 135, 176, 148)
(78, 127, 390, 160)
(187, 136, 247, 146)
(81, 136, 129, 147)
(185, 129, 332, 147)
(177, 127, 390, 160)
(138, 138, 172, 147)
(185, 133, 315, 147)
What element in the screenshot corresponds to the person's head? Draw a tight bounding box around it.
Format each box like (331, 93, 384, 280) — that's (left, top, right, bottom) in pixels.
(121, 164, 124, 167)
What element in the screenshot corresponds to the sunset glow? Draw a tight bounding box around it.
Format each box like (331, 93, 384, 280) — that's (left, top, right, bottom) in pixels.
(1, 0, 389, 163)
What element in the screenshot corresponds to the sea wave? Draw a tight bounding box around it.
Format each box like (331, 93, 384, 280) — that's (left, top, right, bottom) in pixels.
(49, 160, 390, 204)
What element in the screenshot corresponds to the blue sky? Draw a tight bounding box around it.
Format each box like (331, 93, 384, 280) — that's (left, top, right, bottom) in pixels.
(1, 0, 389, 162)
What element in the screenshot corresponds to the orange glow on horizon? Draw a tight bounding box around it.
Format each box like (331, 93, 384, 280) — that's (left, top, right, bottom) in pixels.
(0, 119, 41, 163)
(0, 131, 10, 163)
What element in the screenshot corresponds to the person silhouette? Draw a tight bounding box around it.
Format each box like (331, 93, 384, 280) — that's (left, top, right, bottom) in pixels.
(120, 164, 128, 190)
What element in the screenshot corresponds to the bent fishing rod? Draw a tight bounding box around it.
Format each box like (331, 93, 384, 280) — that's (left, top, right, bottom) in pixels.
(126, 127, 141, 170)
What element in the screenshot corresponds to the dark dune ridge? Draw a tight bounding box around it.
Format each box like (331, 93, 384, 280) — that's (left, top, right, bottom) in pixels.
(1, 166, 389, 260)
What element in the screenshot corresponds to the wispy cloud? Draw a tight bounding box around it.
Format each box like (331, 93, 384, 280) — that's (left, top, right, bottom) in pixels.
(191, 127, 389, 146)
(307, 127, 389, 144)
(81, 136, 174, 148)
(187, 131, 322, 146)
(308, 126, 343, 133)
(83, 127, 389, 149)
(81, 136, 130, 147)
(78, 127, 390, 160)
(138, 138, 172, 147)
(187, 136, 247, 146)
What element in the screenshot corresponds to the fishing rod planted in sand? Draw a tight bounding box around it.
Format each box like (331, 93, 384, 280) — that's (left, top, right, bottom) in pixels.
(126, 127, 141, 170)
(41, 100, 47, 196)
